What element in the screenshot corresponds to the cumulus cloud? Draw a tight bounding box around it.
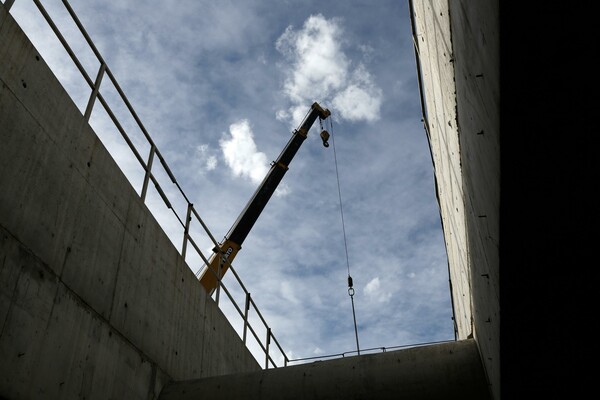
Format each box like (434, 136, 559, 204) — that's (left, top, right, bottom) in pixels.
(364, 276, 392, 303)
(220, 120, 269, 184)
(332, 65, 382, 122)
(280, 280, 300, 305)
(275, 14, 382, 125)
(276, 15, 348, 103)
(365, 277, 381, 294)
(196, 144, 218, 171)
(219, 120, 291, 197)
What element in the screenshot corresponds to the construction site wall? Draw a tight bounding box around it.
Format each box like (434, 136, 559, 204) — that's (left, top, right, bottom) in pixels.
(0, 5, 260, 399)
(410, 0, 500, 398)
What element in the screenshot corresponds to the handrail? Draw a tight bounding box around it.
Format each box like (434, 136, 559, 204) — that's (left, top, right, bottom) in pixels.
(201, 251, 289, 368)
(287, 339, 456, 365)
(10, 0, 287, 369)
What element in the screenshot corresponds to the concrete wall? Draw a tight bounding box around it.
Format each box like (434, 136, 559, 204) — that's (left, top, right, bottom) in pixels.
(411, 0, 471, 339)
(159, 339, 491, 400)
(0, 4, 260, 399)
(410, 1, 499, 399)
(448, 1, 500, 398)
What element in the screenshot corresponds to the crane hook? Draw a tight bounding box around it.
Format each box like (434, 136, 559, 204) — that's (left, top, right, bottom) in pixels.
(347, 275, 355, 296)
(320, 130, 330, 147)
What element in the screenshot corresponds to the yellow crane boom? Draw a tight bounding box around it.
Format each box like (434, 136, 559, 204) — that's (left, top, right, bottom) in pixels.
(199, 102, 331, 294)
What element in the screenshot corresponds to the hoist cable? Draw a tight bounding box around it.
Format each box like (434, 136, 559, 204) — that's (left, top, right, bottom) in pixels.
(328, 118, 361, 355)
(330, 120, 351, 277)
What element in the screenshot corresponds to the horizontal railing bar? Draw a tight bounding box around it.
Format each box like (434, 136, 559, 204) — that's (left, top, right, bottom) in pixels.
(287, 340, 456, 364)
(245, 319, 269, 360)
(248, 296, 270, 331)
(155, 149, 177, 184)
(153, 149, 194, 206)
(222, 262, 249, 298)
(269, 332, 288, 363)
(202, 262, 274, 363)
(84, 62, 106, 121)
(32, 0, 94, 88)
(174, 182, 192, 204)
(218, 282, 246, 323)
(216, 281, 278, 369)
(104, 68, 154, 145)
(149, 173, 174, 211)
(204, 260, 284, 366)
(191, 207, 220, 248)
(166, 200, 186, 228)
(187, 236, 211, 266)
(61, 0, 105, 64)
(96, 93, 147, 168)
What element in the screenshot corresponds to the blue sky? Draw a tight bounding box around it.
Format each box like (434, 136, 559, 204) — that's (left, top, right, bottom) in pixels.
(9, 0, 453, 365)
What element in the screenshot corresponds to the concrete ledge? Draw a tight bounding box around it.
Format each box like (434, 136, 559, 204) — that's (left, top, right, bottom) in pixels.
(159, 339, 492, 400)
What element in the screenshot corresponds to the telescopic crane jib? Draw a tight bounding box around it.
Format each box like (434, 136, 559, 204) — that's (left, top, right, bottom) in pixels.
(199, 102, 332, 294)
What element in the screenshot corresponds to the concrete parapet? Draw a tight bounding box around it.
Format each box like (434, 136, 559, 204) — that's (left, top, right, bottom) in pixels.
(159, 339, 492, 400)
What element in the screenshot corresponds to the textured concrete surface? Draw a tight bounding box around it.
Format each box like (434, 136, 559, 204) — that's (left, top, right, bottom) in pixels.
(410, 1, 499, 398)
(447, 1, 500, 397)
(0, 4, 259, 399)
(1, 0, 503, 399)
(159, 339, 492, 400)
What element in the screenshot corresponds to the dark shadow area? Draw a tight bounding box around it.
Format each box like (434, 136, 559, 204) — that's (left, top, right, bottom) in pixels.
(500, 2, 596, 398)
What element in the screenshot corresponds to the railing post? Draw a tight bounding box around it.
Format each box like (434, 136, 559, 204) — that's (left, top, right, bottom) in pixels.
(215, 254, 222, 306)
(243, 292, 251, 344)
(265, 327, 271, 369)
(5, 0, 16, 12)
(141, 144, 156, 201)
(181, 203, 193, 259)
(84, 62, 106, 121)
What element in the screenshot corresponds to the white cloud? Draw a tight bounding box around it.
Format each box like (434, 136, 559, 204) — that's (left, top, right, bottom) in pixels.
(280, 280, 300, 305)
(206, 156, 218, 171)
(219, 120, 292, 197)
(364, 276, 392, 303)
(219, 120, 269, 185)
(276, 15, 348, 104)
(275, 14, 382, 126)
(196, 144, 218, 171)
(365, 277, 381, 294)
(274, 183, 291, 197)
(332, 65, 382, 122)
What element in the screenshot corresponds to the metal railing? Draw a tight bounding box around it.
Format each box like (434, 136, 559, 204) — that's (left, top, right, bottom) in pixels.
(203, 257, 289, 368)
(5, 0, 287, 369)
(287, 339, 455, 365)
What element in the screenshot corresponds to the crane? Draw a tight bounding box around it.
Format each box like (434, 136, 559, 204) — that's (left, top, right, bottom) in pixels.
(199, 102, 332, 294)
